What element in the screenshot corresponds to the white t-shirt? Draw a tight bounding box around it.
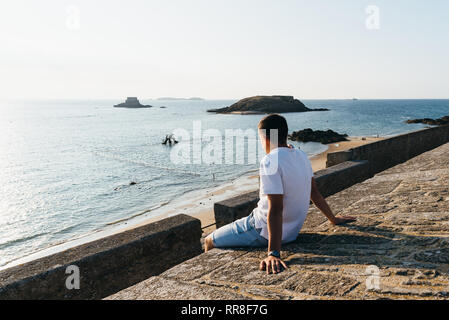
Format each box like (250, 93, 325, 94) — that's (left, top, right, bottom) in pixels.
(253, 147, 314, 243)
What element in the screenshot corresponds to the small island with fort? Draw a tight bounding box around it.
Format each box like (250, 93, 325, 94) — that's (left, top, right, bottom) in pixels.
(114, 97, 153, 109)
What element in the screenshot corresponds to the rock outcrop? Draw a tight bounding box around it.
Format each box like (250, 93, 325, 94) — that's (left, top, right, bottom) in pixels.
(114, 97, 152, 108)
(162, 134, 178, 146)
(207, 96, 329, 114)
(405, 116, 449, 126)
(289, 128, 349, 144)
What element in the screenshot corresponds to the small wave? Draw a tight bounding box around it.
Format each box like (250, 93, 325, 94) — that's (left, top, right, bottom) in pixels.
(106, 201, 170, 226)
(64, 115, 96, 119)
(0, 232, 48, 250)
(50, 223, 85, 237)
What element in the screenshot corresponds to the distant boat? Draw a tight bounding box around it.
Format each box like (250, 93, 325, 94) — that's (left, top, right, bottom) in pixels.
(352, 98, 358, 101)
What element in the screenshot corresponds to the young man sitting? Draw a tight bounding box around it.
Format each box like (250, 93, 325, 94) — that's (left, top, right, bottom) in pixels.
(204, 114, 356, 274)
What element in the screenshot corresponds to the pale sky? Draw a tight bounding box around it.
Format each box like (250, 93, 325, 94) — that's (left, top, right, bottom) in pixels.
(0, 0, 448, 100)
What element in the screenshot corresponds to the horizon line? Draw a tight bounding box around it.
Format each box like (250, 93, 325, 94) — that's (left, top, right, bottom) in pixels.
(1, 97, 449, 102)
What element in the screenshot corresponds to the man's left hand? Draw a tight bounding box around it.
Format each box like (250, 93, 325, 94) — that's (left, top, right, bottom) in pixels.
(332, 216, 357, 225)
(260, 256, 288, 274)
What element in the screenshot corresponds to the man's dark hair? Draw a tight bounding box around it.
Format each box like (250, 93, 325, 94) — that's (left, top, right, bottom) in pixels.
(258, 114, 288, 144)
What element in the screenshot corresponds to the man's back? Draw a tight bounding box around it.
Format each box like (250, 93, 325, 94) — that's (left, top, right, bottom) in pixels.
(204, 114, 356, 273)
(254, 147, 314, 243)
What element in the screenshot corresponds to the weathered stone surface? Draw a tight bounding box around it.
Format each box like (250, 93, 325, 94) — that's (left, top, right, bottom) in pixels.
(105, 277, 249, 300)
(107, 143, 449, 300)
(281, 272, 360, 297)
(238, 287, 294, 300)
(414, 248, 449, 264)
(206, 258, 295, 286)
(313, 160, 372, 198)
(159, 249, 247, 282)
(214, 191, 259, 228)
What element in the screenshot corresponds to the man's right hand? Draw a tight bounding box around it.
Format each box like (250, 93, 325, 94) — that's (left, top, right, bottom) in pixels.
(260, 256, 288, 274)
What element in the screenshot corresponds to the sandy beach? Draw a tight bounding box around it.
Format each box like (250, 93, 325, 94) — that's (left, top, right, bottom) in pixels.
(309, 136, 384, 172)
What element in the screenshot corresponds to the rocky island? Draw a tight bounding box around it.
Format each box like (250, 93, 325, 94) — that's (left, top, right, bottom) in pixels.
(114, 97, 153, 108)
(289, 128, 349, 144)
(207, 95, 329, 114)
(405, 115, 449, 126)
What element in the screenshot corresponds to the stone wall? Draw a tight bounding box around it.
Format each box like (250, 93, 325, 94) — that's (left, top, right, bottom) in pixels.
(326, 125, 449, 174)
(0, 214, 202, 300)
(214, 160, 371, 228)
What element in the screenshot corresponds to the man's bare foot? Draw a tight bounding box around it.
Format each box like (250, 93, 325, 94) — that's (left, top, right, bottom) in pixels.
(204, 236, 214, 252)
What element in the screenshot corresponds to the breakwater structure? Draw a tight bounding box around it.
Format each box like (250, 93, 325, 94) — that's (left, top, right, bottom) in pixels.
(1, 125, 448, 300)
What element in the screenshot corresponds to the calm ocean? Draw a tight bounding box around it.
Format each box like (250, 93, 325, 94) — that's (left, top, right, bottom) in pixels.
(0, 99, 448, 266)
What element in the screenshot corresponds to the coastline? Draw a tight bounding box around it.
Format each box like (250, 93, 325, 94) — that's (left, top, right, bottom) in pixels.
(309, 136, 384, 171)
(0, 135, 383, 270)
